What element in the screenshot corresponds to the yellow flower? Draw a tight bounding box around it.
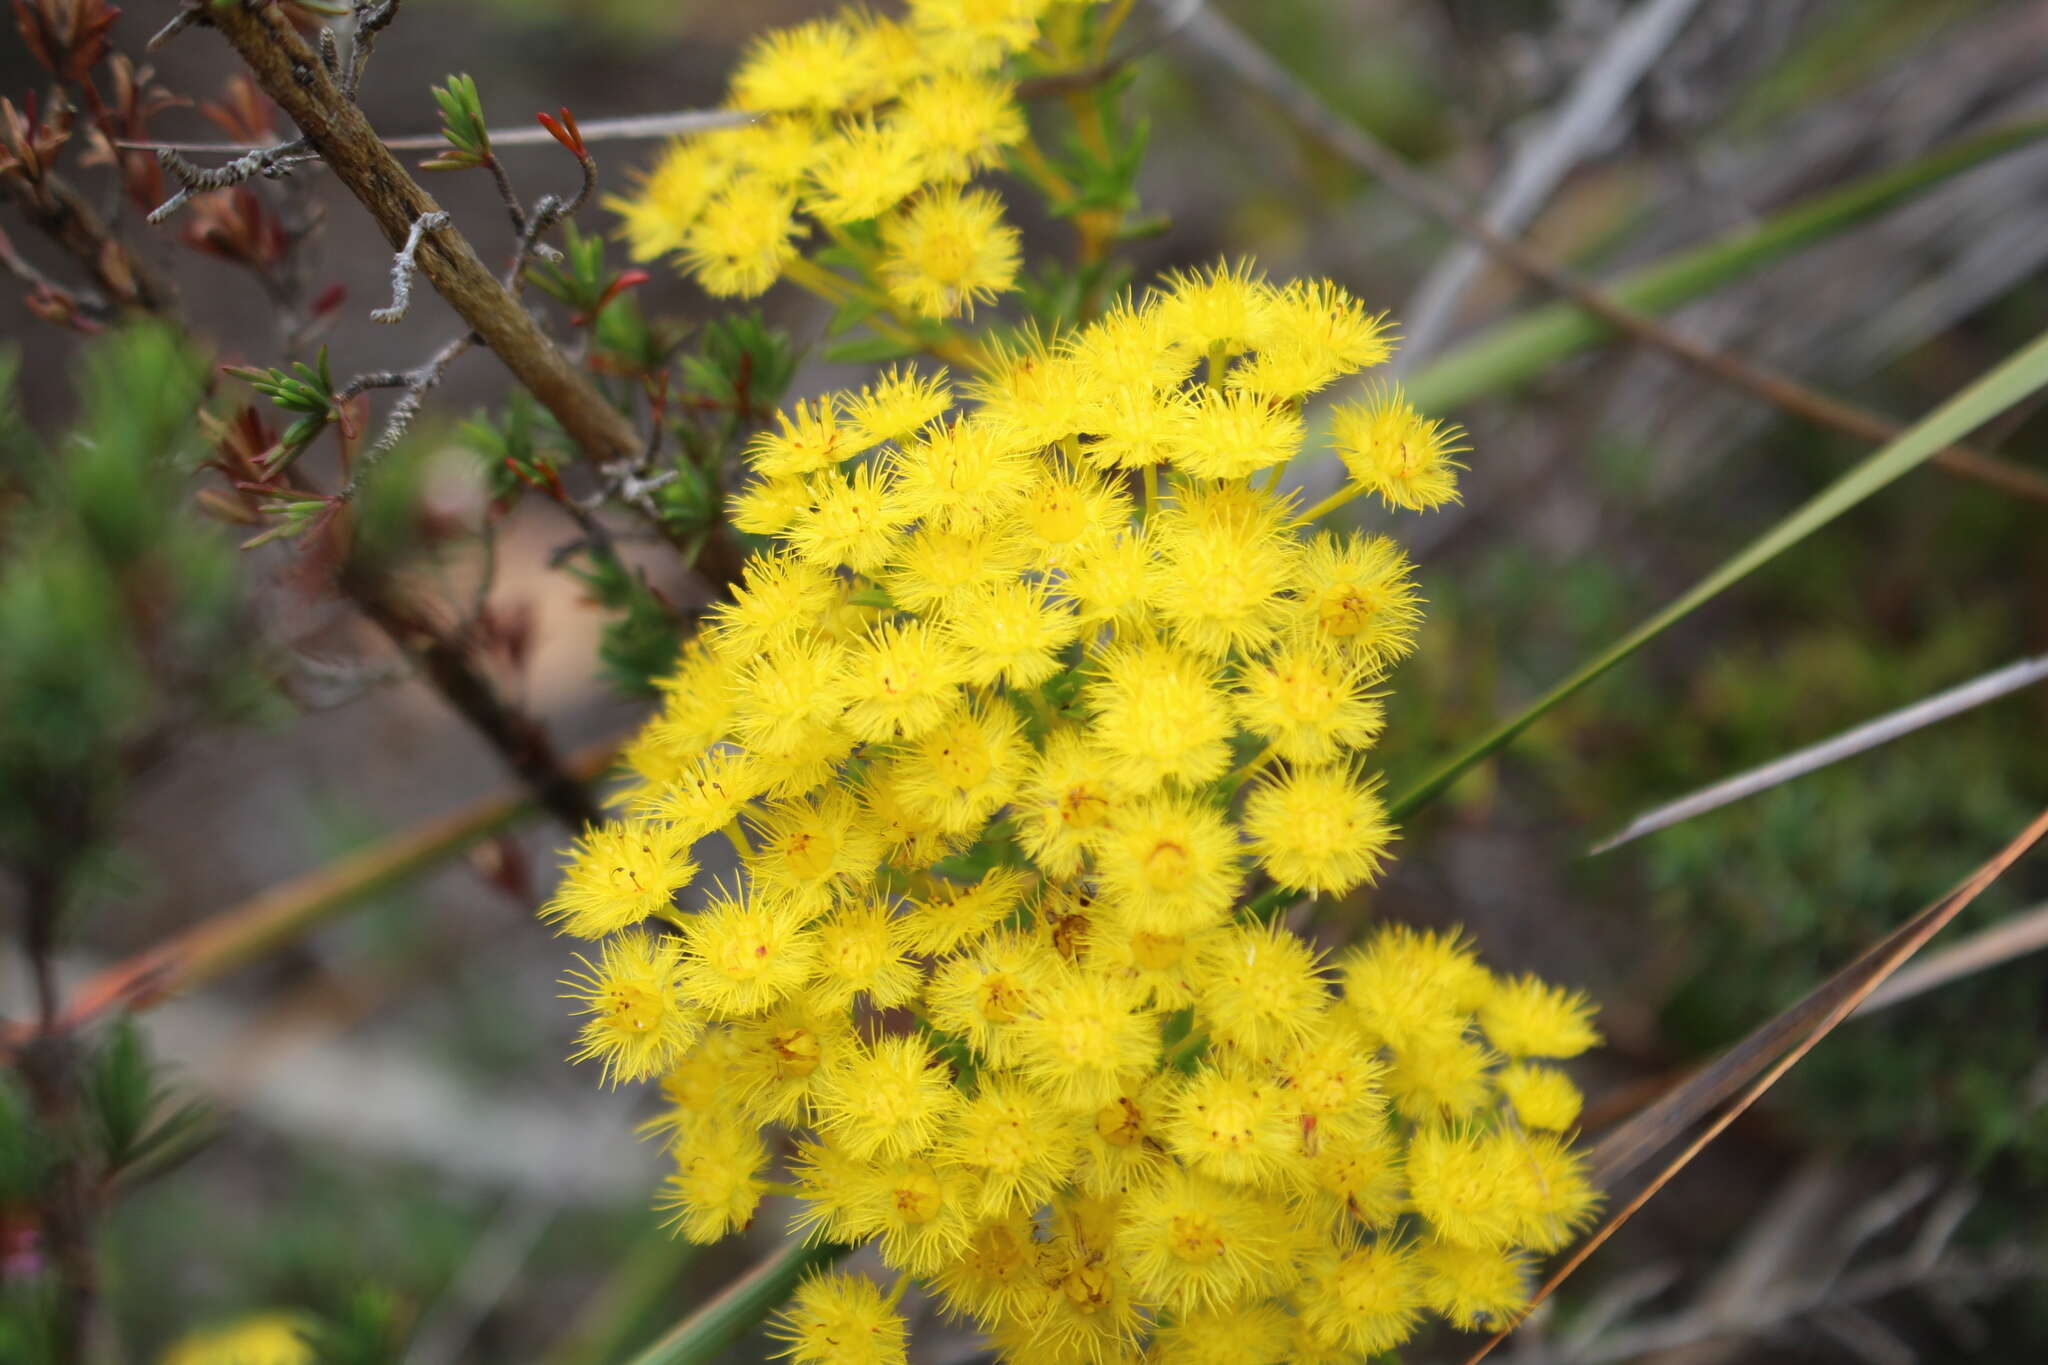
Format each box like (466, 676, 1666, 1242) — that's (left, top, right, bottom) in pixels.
(811, 1034, 961, 1159)
(894, 700, 1028, 833)
(1192, 921, 1330, 1057)
(160, 1314, 315, 1365)
(897, 867, 1033, 956)
(943, 579, 1080, 687)
(1170, 388, 1304, 481)
(878, 186, 1021, 318)
(1161, 1058, 1306, 1190)
(1242, 763, 1396, 897)
(888, 415, 1037, 530)
(1083, 641, 1234, 790)
(834, 618, 968, 741)
(677, 889, 820, 1018)
(803, 116, 926, 225)
(730, 19, 872, 113)
(1011, 968, 1158, 1110)
(1093, 793, 1242, 936)
(768, 1272, 909, 1365)
(840, 364, 955, 449)
(1297, 1242, 1423, 1356)
(1292, 530, 1424, 669)
(890, 71, 1027, 182)
(1480, 975, 1602, 1059)
(1331, 381, 1468, 511)
(683, 175, 802, 298)
(1014, 728, 1129, 881)
(658, 1119, 769, 1243)
(541, 819, 698, 939)
(564, 930, 702, 1086)
(1233, 642, 1385, 765)
(1116, 1170, 1298, 1313)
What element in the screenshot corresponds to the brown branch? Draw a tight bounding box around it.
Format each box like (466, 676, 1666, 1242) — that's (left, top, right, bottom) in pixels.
(339, 558, 603, 832)
(1172, 6, 2048, 508)
(0, 164, 176, 314)
(197, 1, 643, 467)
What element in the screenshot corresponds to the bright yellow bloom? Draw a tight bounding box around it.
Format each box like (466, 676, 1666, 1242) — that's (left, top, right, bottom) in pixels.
(1193, 921, 1329, 1056)
(1233, 642, 1385, 764)
(1162, 1058, 1307, 1190)
(160, 1314, 315, 1365)
(944, 579, 1080, 686)
(1332, 381, 1468, 511)
(803, 116, 926, 225)
(1116, 1170, 1298, 1313)
(1498, 1061, 1584, 1131)
(677, 889, 820, 1018)
(1093, 793, 1242, 935)
(841, 364, 955, 449)
(1083, 642, 1234, 790)
(542, 819, 698, 939)
(1293, 531, 1424, 670)
(812, 1034, 960, 1159)
(659, 1119, 768, 1243)
(768, 1272, 909, 1365)
(564, 931, 702, 1086)
(683, 175, 802, 297)
(878, 186, 1021, 318)
(834, 618, 968, 741)
(890, 71, 1026, 182)
(1480, 975, 1603, 1059)
(1242, 763, 1396, 897)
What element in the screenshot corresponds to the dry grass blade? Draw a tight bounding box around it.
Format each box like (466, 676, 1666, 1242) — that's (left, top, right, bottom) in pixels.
(1853, 898, 2048, 1016)
(0, 737, 619, 1055)
(1169, 3, 2048, 508)
(1591, 652, 2048, 854)
(1460, 805, 2048, 1364)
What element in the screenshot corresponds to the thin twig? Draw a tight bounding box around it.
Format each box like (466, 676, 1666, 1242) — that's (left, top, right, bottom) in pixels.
(1169, 4, 2048, 507)
(1399, 0, 1710, 365)
(118, 107, 753, 157)
(372, 210, 451, 323)
(1591, 652, 2048, 854)
(196, 0, 646, 467)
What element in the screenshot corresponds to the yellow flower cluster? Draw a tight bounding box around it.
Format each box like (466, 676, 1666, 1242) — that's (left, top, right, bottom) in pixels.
(542, 264, 1594, 1364)
(609, 1, 1092, 310)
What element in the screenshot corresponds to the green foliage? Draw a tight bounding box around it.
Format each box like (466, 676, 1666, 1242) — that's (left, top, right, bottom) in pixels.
(85, 1018, 211, 1180)
(0, 325, 253, 906)
(301, 1288, 408, 1365)
(562, 547, 682, 697)
(222, 347, 340, 475)
(679, 312, 794, 416)
(421, 74, 492, 172)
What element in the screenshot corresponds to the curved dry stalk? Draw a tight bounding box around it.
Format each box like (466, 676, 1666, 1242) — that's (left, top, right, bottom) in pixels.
(0, 737, 620, 1056)
(1459, 805, 2048, 1364)
(1591, 652, 2048, 854)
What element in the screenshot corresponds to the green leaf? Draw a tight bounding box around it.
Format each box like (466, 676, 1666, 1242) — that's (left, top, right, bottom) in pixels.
(1407, 118, 2048, 413)
(1391, 322, 2048, 821)
(823, 334, 924, 366)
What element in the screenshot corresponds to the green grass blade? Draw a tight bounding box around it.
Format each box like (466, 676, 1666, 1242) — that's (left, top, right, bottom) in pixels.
(1407, 119, 2048, 412)
(1390, 324, 2048, 821)
(622, 1240, 848, 1365)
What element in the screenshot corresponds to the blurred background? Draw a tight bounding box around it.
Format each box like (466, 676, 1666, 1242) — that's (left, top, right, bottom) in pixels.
(3, 0, 2046, 1360)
